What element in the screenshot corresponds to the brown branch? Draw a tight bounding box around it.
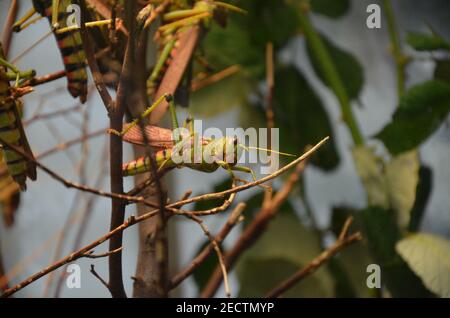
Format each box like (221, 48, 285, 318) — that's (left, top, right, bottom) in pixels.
(1, 136, 328, 298)
(52, 144, 109, 298)
(21, 70, 66, 87)
(266, 217, 362, 298)
(90, 264, 112, 294)
(78, 0, 114, 113)
(190, 65, 241, 92)
(77, 0, 129, 297)
(1, 0, 19, 57)
(85, 247, 123, 259)
(24, 104, 82, 126)
(144, 0, 171, 29)
(86, 0, 129, 36)
(170, 203, 246, 289)
(35, 128, 105, 160)
(185, 214, 231, 298)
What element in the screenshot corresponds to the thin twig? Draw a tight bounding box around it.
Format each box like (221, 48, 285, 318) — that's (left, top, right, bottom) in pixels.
(90, 264, 112, 293)
(265, 217, 362, 298)
(85, 247, 123, 259)
(170, 203, 245, 289)
(185, 214, 231, 298)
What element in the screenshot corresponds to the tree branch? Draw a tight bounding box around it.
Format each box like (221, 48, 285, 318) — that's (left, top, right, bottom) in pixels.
(265, 217, 362, 298)
(170, 203, 246, 289)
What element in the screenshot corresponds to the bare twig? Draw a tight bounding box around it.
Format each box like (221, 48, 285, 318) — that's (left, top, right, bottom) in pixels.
(191, 65, 241, 92)
(144, 0, 171, 29)
(90, 264, 112, 293)
(170, 203, 246, 289)
(85, 247, 123, 259)
(185, 214, 231, 298)
(22, 70, 66, 87)
(24, 104, 82, 126)
(36, 128, 105, 160)
(266, 218, 362, 298)
(53, 142, 109, 298)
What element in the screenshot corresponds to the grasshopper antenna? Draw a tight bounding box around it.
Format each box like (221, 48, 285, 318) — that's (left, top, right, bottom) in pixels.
(239, 144, 296, 157)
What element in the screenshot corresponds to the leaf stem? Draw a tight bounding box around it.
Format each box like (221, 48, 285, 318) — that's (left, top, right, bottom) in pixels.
(383, 0, 406, 97)
(298, 4, 363, 146)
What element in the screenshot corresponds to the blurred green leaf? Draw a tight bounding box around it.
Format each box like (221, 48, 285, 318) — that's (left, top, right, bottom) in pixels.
(362, 206, 432, 297)
(352, 146, 388, 208)
(385, 150, 420, 229)
(204, 0, 300, 79)
(409, 166, 433, 232)
(269, 66, 340, 171)
(396, 233, 450, 297)
(310, 0, 350, 18)
(190, 72, 250, 117)
(306, 33, 364, 100)
(434, 59, 450, 84)
(237, 212, 335, 297)
(407, 31, 450, 51)
(376, 80, 450, 155)
(327, 259, 357, 297)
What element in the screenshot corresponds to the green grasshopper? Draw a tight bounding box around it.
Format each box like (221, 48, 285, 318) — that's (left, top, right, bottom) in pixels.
(111, 94, 293, 180)
(0, 44, 37, 191)
(147, 0, 246, 100)
(14, 0, 89, 103)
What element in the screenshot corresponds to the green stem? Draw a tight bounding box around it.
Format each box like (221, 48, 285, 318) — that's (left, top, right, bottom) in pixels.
(383, 0, 406, 97)
(298, 6, 364, 146)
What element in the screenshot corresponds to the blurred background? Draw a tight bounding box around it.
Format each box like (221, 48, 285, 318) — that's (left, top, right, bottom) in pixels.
(0, 0, 449, 298)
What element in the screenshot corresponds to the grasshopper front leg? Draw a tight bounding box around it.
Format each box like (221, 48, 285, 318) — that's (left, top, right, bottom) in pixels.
(0, 58, 36, 86)
(216, 161, 257, 183)
(109, 94, 180, 139)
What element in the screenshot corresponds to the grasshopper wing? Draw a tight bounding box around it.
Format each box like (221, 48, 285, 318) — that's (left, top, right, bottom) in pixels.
(122, 124, 175, 150)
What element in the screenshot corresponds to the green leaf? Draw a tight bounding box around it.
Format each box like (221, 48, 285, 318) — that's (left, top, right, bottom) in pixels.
(385, 150, 420, 229)
(409, 166, 433, 232)
(204, 0, 300, 79)
(306, 33, 364, 100)
(266, 66, 340, 171)
(434, 59, 450, 84)
(310, 0, 350, 18)
(190, 72, 250, 117)
(407, 31, 450, 52)
(352, 146, 388, 208)
(361, 206, 432, 297)
(376, 80, 450, 155)
(396, 233, 450, 297)
(237, 212, 335, 297)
